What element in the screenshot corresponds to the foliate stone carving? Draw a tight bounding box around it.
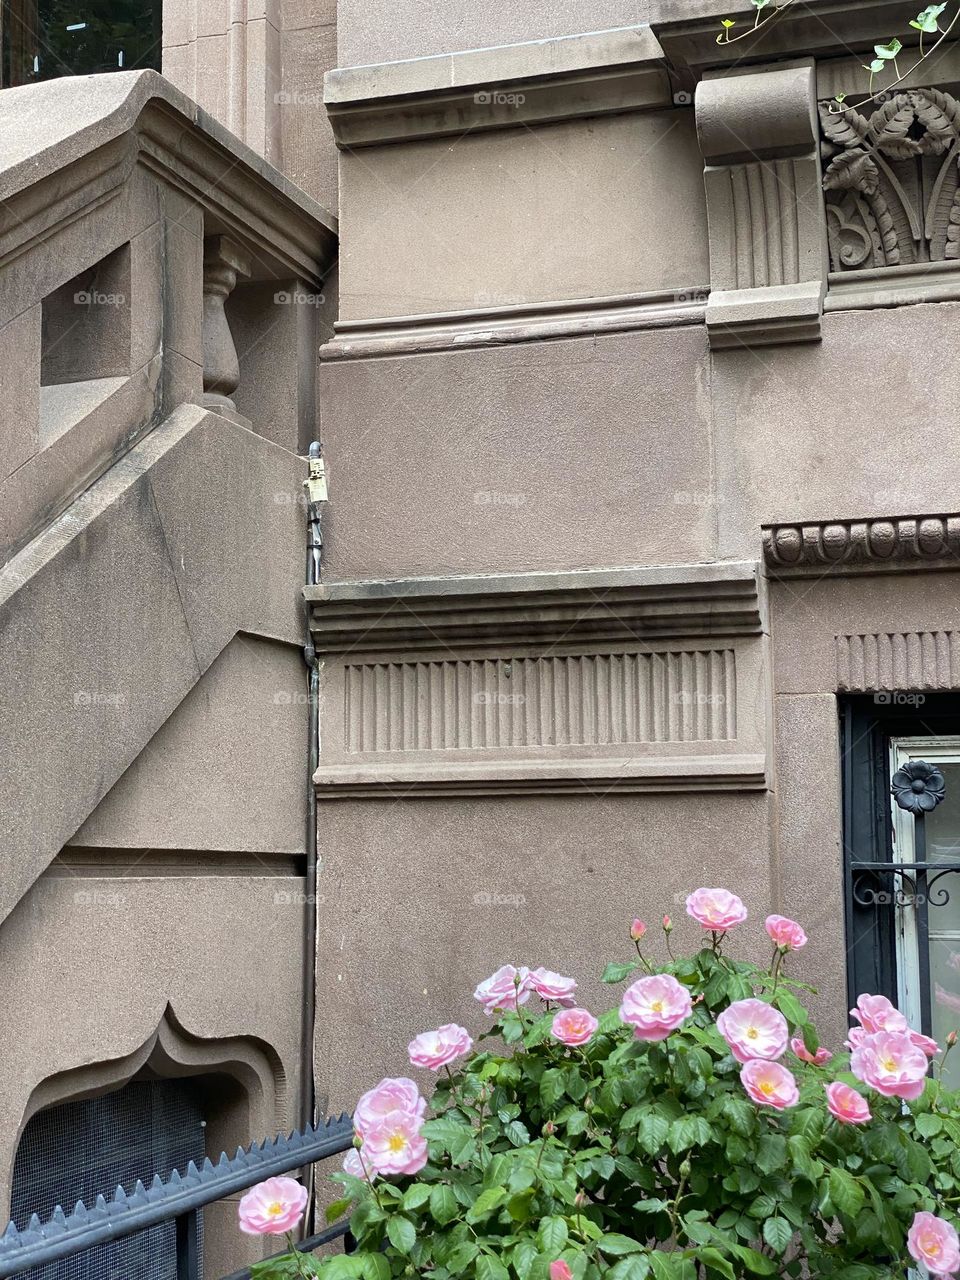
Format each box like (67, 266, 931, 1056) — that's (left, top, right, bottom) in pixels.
(820, 88, 960, 271)
(695, 61, 827, 349)
(306, 565, 769, 797)
(763, 515, 960, 575)
(838, 630, 960, 693)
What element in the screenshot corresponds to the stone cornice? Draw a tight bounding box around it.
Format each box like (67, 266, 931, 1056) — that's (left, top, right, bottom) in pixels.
(323, 26, 673, 147)
(763, 516, 960, 576)
(655, 1, 935, 76)
(308, 563, 769, 798)
(0, 70, 337, 287)
(305, 562, 766, 652)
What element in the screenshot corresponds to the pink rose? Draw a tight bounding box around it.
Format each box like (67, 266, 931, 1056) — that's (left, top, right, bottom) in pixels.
(717, 999, 789, 1064)
(850, 1030, 929, 1100)
(911, 1030, 941, 1058)
(765, 915, 808, 951)
(620, 973, 692, 1041)
(685, 888, 748, 932)
(408, 1024, 473, 1070)
(740, 1059, 799, 1110)
(630, 919, 647, 942)
(238, 1176, 308, 1235)
(529, 967, 578, 1007)
(825, 1081, 871, 1125)
(850, 993, 908, 1034)
(363, 1112, 429, 1178)
(343, 1148, 376, 1182)
(791, 1035, 833, 1066)
(844, 1026, 867, 1051)
(551, 1007, 598, 1046)
(354, 1077, 426, 1138)
(550, 1264, 573, 1280)
(474, 964, 533, 1014)
(908, 1212, 960, 1278)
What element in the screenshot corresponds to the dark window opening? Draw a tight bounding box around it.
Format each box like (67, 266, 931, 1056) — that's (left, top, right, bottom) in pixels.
(1, 1, 161, 89)
(11, 1077, 206, 1280)
(842, 693, 960, 1088)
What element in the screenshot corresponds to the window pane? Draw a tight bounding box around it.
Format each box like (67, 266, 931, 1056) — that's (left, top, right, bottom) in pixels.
(2, 0, 161, 88)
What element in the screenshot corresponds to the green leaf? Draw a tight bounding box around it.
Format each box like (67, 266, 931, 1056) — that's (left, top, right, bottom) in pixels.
(755, 1134, 787, 1174)
(505, 1119, 531, 1146)
(727, 1243, 777, 1275)
(599, 1235, 647, 1257)
(513, 1241, 539, 1280)
(721, 18, 736, 27)
(608, 1259, 652, 1280)
(762, 1217, 793, 1254)
(361, 1255, 391, 1280)
(698, 1247, 736, 1280)
(466, 1187, 506, 1223)
(386, 1216, 417, 1253)
(801, 1022, 820, 1057)
(430, 1184, 459, 1225)
(875, 37, 903, 59)
(603, 961, 643, 983)
(476, 1256, 510, 1280)
(401, 1183, 431, 1210)
(772, 990, 807, 1027)
(637, 1113, 671, 1155)
(325, 1198, 353, 1223)
(864, 58, 886, 73)
(448, 1243, 480, 1274)
(916, 1113, 944, 1138)
(539, 1217, 569, 1253)
(829, 1167, 866, 1219)
(722, 1097, 755, 1137)
(541, 1068, 566, 1107)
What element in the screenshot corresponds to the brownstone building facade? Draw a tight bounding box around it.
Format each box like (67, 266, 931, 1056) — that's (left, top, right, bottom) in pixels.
(3, 0, 960, 1273)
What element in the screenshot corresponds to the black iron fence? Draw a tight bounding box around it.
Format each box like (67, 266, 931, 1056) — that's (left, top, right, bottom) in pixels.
(0, 1116, 355, 1280)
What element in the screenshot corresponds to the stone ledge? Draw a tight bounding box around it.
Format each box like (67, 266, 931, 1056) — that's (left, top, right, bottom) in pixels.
(825, 262, 960, 311)
(323, 26, 673, 146)
(306, 561, 766, 651)
(321, 288, 708, 360)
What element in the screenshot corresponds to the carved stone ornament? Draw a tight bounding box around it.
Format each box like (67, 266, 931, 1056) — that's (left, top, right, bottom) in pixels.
(820, 88, 960, 271)
(696, 60, 827, 349)
(763, 514, 960, 575)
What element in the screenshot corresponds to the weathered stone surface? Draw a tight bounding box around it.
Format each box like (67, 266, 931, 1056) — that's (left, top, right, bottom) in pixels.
(317, 327, 715, 578)
(70, 635, 308, 856)
(314, 791, 773, 1108)
(337, 109, 706, 321)
(0, 404, 304, 924)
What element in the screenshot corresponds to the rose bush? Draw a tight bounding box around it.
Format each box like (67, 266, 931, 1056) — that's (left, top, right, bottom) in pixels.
(243, 893, 960, 1280)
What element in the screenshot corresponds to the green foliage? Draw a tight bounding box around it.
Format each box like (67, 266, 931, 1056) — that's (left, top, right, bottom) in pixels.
(253, 937, 960, 1280)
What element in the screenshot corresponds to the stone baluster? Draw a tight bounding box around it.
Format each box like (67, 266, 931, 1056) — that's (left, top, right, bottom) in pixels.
(201, 234, 251, 421)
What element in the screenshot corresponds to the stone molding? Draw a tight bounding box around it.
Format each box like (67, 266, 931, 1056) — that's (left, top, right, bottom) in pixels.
(837, 631, 960, 693)
(656, 1, 936, 75)
(824, 261, 960, 311)
(306, 564, 769, 797)
(323, 26, 673, 148)
(0, 71, 336, 288)
(695, 61, 827, 348)
(320, 288, 709, 361)
(763, 515, 960, 576)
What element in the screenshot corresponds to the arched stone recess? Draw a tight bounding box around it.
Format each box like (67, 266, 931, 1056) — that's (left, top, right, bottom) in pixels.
(1, 1004, 286, 1221)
